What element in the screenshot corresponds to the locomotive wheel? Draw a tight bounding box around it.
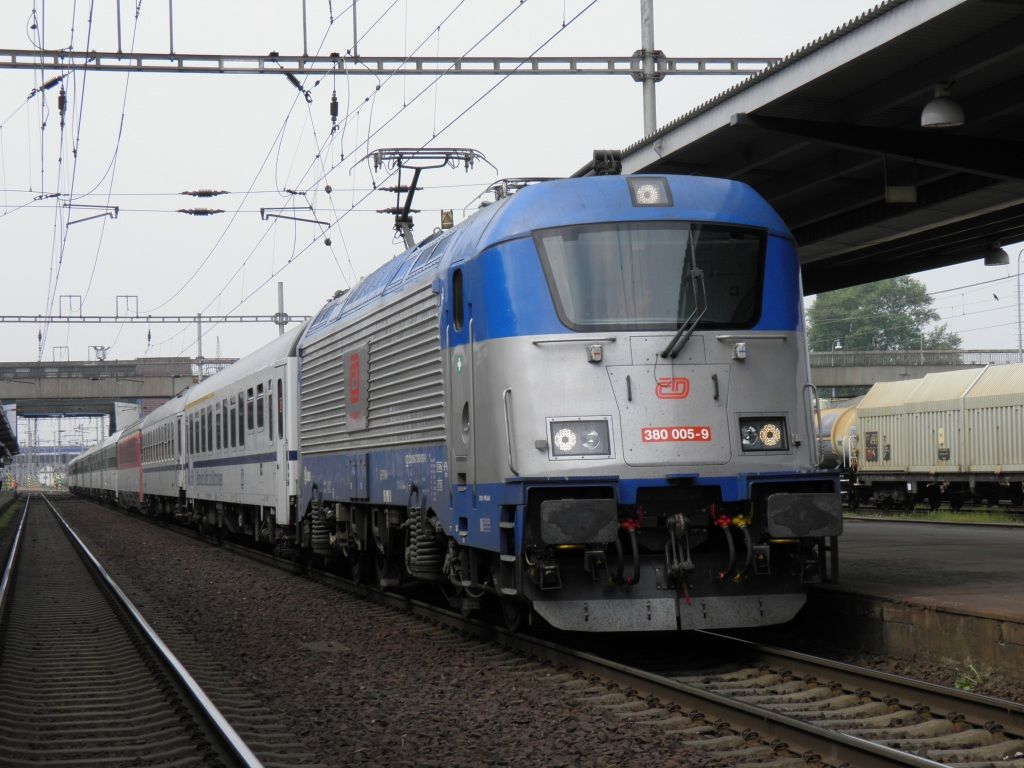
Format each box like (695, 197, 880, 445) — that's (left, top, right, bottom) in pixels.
(373, 538, 403, 588)
(349, 547, 371, 584)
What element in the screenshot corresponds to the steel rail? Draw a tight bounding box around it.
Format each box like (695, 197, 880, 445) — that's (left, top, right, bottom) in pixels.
(701, 631, 1024, 734)
(40, 494, 265, 768)
(0, 494, 30, 624)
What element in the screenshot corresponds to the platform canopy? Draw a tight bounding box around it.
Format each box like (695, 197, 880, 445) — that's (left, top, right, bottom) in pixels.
(592, 0, 1024, 294)
(0, 405, 18, 465)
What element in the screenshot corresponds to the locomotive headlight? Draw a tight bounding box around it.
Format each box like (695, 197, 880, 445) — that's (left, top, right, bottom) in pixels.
(739, 417, 788, 452)
(627, 177, 672, 207)
(548, 418, 612, 459)
(741, 424, 759, 448)
(553, 428, 578, 453)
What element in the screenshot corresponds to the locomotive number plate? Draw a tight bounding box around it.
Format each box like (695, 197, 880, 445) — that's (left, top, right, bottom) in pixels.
(641, 426, 712, 443)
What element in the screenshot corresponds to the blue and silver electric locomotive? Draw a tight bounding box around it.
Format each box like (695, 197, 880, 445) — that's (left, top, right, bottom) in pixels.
(295, 174, 840, 632)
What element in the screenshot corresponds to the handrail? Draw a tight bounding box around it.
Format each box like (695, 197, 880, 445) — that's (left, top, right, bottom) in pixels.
(532, 337, 616, 346)
(803, 383, 822, 468)
(809, 349, 1019, 367)
(502, 388, 519, 477)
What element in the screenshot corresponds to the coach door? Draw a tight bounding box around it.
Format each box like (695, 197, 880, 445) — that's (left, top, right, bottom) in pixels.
(274, 363, 289, 518)
(176, 414, 185, 493)
(447, 267, 476, 495)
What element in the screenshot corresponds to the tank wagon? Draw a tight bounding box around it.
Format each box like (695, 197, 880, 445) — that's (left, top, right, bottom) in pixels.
(69, 174, 841, 633)
(821, 364, 1024, 509)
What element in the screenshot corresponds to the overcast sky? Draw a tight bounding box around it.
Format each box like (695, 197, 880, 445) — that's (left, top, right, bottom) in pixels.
(1, 0, 1020, 368)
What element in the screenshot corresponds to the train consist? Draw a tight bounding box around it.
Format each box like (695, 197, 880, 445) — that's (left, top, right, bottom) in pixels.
(819, 364, 1024, 509)
(70, 174, 841, 633)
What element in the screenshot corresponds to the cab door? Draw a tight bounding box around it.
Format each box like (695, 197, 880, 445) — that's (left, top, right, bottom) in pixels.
(447, 267, 475, 495)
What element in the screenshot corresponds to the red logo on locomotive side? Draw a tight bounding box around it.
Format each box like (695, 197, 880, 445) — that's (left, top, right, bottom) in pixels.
(655, 377, 690, 399)
(348, 352, 361, 406)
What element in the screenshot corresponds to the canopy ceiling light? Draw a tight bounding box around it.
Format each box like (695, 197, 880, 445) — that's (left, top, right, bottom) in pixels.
(921, 83, 964, 129)
(984, 243, 1009, 266)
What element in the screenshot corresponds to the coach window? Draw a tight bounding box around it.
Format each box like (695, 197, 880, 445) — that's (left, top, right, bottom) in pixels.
(207, 406, 213, 452)
(452, 268, 464, 331)
(200, 411, 207, 453)
(247, 388, 255, 432)
(257, 383, 265, 431)
(230, 402, 237, 447)
(188, 416, 193, 454)
(238, 393, 246, 447)
(277, 378, 284, 436)
(222, 399, 229, 448)
(215, 407, 221, 451)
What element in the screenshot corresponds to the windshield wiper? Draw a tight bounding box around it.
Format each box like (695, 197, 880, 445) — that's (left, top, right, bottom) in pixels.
(660, 267, 707, 359)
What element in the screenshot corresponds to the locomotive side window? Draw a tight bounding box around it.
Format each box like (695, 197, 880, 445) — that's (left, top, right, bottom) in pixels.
(452, 269, 465, 331)
(257, 383, 265, 430)
(534, 222, 765, 331)
(238, 393, 245, 447)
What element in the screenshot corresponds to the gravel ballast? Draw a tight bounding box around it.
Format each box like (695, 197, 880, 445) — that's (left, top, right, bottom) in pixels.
(58, 499, 731, 768)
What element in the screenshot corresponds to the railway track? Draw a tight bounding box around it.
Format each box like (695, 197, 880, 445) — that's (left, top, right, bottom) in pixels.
(58, 494, 1024, 767)
(0, 494, 263, 768)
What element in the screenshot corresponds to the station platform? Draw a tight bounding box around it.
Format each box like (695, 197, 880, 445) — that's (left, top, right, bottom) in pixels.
(800, 518, 1024, 681)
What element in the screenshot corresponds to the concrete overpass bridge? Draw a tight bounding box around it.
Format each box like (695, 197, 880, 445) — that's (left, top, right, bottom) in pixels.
(0, 357, 235, 421)
(809, 349, 1016, 389)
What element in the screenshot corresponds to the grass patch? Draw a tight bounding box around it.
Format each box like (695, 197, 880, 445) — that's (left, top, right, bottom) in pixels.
(846, 508, 1022, 525)
(0, 496, 23, 536)
(954, 663, 988, 691)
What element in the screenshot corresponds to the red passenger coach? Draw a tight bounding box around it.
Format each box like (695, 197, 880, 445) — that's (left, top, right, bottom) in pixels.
(117, 430, 143, 506)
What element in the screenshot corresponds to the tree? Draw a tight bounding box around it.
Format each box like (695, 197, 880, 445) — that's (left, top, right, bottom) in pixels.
(806, 276, 961, 352)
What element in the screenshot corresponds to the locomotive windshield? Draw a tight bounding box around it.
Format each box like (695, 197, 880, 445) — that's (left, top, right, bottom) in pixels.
(535, 222, 764, 331)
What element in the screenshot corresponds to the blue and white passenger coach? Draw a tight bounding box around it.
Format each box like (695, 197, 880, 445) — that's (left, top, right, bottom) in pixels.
(296, 174, 840, 633)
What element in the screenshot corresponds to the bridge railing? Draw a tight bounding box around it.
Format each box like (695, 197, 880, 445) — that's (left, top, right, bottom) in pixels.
(810, 349, 1022, 367)
(0, 357, 237, 381)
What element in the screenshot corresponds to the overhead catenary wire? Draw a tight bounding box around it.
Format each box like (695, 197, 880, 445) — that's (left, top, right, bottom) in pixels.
(177, 0, 600, 357)
(167, 0, 529, 352)
(152, 0, 479, 348)
(141, 5, 351, 316)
